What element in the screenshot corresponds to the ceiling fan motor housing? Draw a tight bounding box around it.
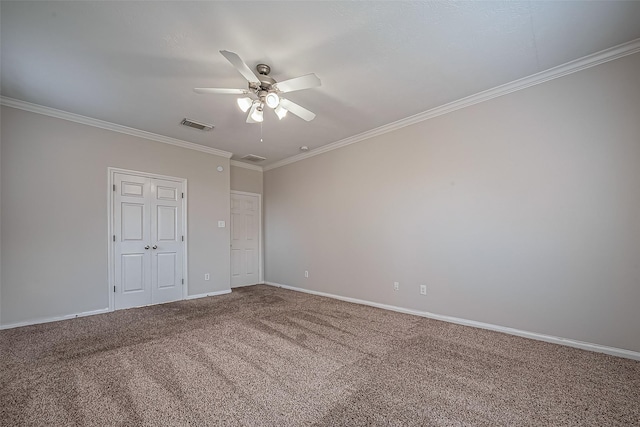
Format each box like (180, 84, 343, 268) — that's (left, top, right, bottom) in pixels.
(256, 64, 271, 75)
(256, 64, 276, 90)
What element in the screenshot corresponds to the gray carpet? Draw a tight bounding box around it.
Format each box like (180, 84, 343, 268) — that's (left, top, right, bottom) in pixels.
(1, 285, 639, 426)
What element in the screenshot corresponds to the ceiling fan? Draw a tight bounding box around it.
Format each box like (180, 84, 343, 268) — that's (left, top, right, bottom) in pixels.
(194, 50, 321, 123)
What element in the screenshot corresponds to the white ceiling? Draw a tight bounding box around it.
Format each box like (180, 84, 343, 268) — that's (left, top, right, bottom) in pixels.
(2, 1, 640, 167)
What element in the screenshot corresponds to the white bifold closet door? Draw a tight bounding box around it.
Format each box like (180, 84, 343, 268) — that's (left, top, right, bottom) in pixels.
(114, 172, 184, 310)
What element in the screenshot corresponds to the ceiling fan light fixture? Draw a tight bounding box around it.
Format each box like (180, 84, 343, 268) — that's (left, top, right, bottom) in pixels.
(237, 97, 253, 113)
(251, 104, 264, 122)
(195, 50, 321, 125)
(265, 92, 280, 109)
(274, 105, 288, 120)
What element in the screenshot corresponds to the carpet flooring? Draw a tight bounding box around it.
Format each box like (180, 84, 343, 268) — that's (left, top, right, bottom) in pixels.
(1, 285, 639, 426)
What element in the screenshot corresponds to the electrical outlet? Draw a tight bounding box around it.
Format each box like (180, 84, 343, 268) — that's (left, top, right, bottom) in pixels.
(420, 285, 427, 295)
(304, 270, 309, 278)
(394, 281, 400, 291)
(205, 273, 210, 281)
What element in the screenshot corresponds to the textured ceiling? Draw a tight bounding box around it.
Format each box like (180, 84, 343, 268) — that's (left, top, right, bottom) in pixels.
(2, 1, 640, 166)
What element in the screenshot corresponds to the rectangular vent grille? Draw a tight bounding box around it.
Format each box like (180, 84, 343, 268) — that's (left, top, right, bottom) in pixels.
(181, 118, 214, 131)
(241, 154, 267, 162)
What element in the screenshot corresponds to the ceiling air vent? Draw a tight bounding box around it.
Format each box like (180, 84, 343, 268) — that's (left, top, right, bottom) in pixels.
(241, 154, 267, 162)
(181, 118, 214, 131)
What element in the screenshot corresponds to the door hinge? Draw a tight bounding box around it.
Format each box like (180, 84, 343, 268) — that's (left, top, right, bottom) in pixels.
(113, 235, 116, 242)
(113, 184, 116, 191)
(182, 192, 184, 199)
(181, 279, 184, 285)
(181, 235, 184, 242)
(113, 285, 116, 293)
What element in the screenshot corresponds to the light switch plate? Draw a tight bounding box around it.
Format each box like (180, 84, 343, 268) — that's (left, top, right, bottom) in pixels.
(218, 221, 225, 228)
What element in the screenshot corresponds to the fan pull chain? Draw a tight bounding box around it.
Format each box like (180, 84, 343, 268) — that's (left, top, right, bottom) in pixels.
(260, 121, 263, 143)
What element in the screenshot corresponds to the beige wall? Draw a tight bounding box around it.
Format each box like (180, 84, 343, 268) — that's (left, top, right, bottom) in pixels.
(0, 107, 231, 325)
(0, 115, 2, 324)
(230, 164, 263, 195)
(264, 53, 640, 353)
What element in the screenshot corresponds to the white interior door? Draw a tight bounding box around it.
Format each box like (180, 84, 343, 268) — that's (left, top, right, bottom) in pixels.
(151, 178, 184, 304)
(114, 173, 152, 310)
(113, 172, 185, 310)
(231, 192, 261, 287)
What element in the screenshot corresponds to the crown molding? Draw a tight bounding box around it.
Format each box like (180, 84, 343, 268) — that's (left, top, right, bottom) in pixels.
(3, 37, 638, 170)
(0, 97, 234, 159)
(230, 160, 264, 172)
(263, 38, 640, 171)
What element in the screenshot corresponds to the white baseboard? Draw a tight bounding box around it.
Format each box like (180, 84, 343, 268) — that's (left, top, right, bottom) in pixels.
(1, 290, 233, 329)
(231, 283, 260, 289)
(185, 289, 231, 300)
(264, 281, 640, 361)
(0, 308, 110, 330)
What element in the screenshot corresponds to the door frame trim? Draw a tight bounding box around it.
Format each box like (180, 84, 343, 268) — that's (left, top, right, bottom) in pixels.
(107, 167, 188, 311)
(230, 190, 263, 286)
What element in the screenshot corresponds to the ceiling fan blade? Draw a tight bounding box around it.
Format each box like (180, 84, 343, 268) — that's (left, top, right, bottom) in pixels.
(246, 103, 259, 123)
(193, 87, 249, 95)
(279, 98, 316, 121)
(275, 73, 321, 93)
(220, 50, 260, 83)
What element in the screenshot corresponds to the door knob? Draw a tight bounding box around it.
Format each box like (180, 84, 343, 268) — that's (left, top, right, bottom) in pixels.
(144, 245, 150, 250)
(152, 245, 158, 249)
